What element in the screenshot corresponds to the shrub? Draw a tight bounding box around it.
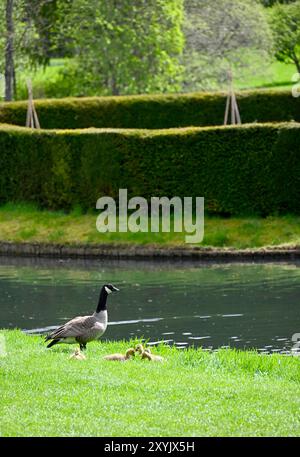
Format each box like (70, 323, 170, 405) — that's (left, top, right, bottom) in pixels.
(0, 89, 299, 130)
(0, 122, 299, 215)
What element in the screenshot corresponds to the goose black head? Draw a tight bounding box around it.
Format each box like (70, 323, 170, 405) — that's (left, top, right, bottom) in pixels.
(104, 284, 119, 295)
(96, 284, 119, 313)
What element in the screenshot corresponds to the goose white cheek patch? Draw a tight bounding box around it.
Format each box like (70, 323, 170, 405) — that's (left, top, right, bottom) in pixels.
(105, 287, 112, 294)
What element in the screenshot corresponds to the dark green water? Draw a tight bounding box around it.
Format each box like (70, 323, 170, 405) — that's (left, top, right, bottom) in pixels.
(0, 257, 299, 353)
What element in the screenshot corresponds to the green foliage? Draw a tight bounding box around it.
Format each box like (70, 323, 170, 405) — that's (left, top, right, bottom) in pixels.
(12, 58, 298, 100)
(268, 1, 300, 72)
(0, 90, 299, 129)
(0, 122, 299, 216)
(62, 0, 184, 95)
(183, 0, 273, 91)
(0, 0, 69, 100)
(261, 0, 297, 7)
(0, 0, 296, 99)
(16, 59, 81, 100)
(20, 0, 66, 66)
(0, 0, 184, 100)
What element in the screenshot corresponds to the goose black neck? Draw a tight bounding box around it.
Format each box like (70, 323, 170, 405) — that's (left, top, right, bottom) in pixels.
(96, 287, 108, 313)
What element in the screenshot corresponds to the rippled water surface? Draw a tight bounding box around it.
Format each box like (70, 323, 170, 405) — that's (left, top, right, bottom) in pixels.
(0, 257, 300, 353)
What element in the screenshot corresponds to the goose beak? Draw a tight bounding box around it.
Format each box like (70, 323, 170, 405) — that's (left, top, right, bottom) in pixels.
(112, 286, 119, 292)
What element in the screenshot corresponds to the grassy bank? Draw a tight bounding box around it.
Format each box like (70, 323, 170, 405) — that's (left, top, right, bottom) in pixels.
(0, 203, 300, 249)
(1, 330, 300, 437)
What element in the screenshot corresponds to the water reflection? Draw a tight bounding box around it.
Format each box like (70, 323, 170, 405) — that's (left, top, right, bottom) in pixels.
(0, 256, 299, 353)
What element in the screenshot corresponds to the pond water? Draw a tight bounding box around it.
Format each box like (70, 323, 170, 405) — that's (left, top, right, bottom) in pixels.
(0, 256, 299, 353)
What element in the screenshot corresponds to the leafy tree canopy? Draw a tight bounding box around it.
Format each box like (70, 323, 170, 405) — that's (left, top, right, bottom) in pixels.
(62, 0, 184, 95)
(268, 0, 300, 73)
(183, 0, 273, 90)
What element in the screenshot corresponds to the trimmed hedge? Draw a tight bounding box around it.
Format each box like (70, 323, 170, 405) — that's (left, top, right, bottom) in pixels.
(0, 122, 300, 216)
(0, 90, 299, 129)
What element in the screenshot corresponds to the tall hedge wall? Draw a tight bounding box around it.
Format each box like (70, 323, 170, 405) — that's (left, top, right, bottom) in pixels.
(0, 90, 299, 129)
(0, 122, 299, 215)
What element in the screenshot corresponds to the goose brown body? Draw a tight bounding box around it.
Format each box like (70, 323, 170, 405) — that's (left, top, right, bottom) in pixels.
(45, 284, 119, 350)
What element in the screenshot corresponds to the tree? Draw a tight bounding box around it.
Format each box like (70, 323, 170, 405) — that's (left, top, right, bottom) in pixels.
(4, 0, 14, 101)
(63, 0, 184, 95)
(182, 0, 273, 91)
(21, 0, 74, 66)
(0, 0, 184, 99)
(268, 1, 300, 73)
(0, 0, 71, 101)
(260, 0, 296, 7)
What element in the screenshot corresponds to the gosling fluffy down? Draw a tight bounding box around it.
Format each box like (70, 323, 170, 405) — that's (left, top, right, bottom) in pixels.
(135, 344, 165, 362)
(69, 348, 86, 360)
(103, 348, 135, 362)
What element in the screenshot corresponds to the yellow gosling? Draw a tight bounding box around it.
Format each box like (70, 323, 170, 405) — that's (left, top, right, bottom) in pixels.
(141, 348, 165, 363)
(69, 348, 86, 360)
(135, 344, 165, 362)
(135, 343, 145, 354)
(103, 348, 135, 362)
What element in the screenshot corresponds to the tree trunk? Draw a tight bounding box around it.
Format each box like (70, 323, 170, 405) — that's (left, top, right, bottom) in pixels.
(111, 76, 119, 96)
(5, 0, 14, 101)
(291, 49, 300, 75)
(13, 65, 17, 99)
(295, 58, 300, 75)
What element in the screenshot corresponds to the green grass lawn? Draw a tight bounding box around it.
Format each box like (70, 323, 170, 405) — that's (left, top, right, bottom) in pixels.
(0, 203, 300, 249)
(1, 330, 300, 437)
(16, 58, 296, 100)
(235, 61, 296, 91)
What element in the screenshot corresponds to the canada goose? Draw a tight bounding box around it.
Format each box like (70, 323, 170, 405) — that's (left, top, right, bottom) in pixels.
(135, 344, 165, 362)
(45, 284, 119, 350)
(69, 348, 86, 360)
(135, 343, 145, 354)
(103, 348, 135, 362)
(141, 349, 165, 363)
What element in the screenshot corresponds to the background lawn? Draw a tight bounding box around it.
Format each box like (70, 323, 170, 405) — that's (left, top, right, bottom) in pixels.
(15, 58, 297, 100)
